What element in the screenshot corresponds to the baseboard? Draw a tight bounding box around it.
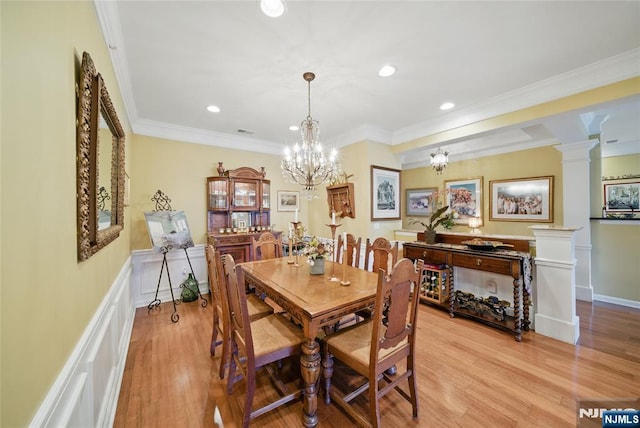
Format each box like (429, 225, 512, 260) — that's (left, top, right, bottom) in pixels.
(29, 258, 135, 428)
(593, 294, 640, 309)
(576, 284, 594, 302)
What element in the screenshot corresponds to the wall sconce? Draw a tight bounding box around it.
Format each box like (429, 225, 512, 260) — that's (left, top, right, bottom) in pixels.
(430, 147, 449, 174)
(469, 217, 482, 234)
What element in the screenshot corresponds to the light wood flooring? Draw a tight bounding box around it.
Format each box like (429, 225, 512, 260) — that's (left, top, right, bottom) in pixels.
(114, 297, 640, 427)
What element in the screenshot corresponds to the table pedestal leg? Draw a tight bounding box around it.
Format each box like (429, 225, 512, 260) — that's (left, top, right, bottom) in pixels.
(300, 339, 320, 428)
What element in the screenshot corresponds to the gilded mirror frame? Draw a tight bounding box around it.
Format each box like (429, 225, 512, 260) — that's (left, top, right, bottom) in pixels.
(76, 52, 125, 261)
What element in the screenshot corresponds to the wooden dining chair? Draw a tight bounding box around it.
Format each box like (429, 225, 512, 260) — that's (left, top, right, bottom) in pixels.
(223, 255, 307, 428)
(336, 233, 362, 267)
(251, 231, 283, 260)
(206, 246, 273, 380)
(356, 237, 400, 323)
(363, 237, 399, 274)
(322, 258, 424, 428)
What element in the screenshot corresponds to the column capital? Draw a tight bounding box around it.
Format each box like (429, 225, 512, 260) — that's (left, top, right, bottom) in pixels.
(553, 139, 599, 162)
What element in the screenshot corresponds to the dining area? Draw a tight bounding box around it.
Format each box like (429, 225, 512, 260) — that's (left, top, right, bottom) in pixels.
(205, 230, 422, 427)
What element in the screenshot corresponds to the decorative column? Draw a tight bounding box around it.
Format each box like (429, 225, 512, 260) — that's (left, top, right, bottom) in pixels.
(554, 140, 598, 302)
(530, 225, 581, 344)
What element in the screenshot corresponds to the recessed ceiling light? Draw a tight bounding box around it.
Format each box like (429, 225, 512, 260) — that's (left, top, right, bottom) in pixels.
(206, 105, 221, 113)
(289, 125, 299, 131)
(378, 64, 396, 77)
(440, 102, 455, 110)
(260, 0, 286, 18)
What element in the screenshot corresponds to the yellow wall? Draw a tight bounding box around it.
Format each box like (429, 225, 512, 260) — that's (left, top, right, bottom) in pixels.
(602, 153, 640, 178)
(1, 2, 131, 426)
(130, 135, 294, 250)
(306, 140, 402, 244)
(401, 146, 564, 236)
(590, 151, 640, 298)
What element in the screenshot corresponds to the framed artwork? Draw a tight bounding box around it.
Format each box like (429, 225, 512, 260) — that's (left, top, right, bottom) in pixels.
(444, 177, 483, 224)
(406, 187, 438, 217)
(371, 165, 401, 220)
(277, 190, 300, 211)
(144, 210, 194, 253)
(604, 181, 639, 211)
(489, 176, 554, 222)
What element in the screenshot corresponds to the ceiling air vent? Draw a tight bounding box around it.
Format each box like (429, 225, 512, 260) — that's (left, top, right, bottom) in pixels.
(605, 139, 619, 144)
(236, 129, 255, 135)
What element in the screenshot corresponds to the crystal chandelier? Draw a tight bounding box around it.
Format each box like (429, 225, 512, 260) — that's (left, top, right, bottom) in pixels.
(430, 147, 449, 174)
(282, 72, 340, 195)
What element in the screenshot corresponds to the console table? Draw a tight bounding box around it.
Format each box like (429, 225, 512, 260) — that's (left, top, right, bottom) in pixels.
(404, 240, 533, 341)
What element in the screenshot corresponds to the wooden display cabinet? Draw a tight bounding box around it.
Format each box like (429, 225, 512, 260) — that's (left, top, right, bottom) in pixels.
(206, 164, 280, 262)
(419, 264, 449, 306)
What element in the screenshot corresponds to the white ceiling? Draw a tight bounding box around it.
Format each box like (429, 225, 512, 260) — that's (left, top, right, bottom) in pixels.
(96, 1, 640, 166)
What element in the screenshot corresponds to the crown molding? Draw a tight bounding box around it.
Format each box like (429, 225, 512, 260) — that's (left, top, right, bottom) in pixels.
(134, 119, 284, 155)
(392, 49, 640, 146)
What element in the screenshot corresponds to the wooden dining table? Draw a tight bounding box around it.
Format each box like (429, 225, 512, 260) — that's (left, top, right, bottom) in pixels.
(237, 257, 379, 428)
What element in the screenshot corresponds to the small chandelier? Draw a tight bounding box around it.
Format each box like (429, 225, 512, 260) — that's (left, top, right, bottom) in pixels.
(430, 147, 449, 174)
(282, 72, 340, 194)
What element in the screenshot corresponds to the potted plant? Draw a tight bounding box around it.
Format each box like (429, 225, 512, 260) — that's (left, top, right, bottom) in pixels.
(303, 237, 332, 274)
(409, 205, 454, 244)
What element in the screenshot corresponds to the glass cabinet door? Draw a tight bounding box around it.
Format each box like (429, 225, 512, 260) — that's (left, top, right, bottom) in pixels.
(232, 180, 258, 209)
(208, 177, 228, 210)
(262, 180, 270, 209)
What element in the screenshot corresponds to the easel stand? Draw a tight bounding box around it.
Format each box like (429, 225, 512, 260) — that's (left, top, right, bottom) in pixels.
(148, 245, 180, 323)
(182, 246, 208, 308)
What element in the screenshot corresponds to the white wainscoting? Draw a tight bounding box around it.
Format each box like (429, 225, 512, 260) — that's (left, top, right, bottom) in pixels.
(29, 258, 134, 428)
(130, 245, 209, 309)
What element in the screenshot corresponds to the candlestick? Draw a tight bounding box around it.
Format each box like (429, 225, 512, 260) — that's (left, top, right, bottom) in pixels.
(295, 209, 299, 222)
(326, 223, 342, 281)
(289, 221, 302, 267)
(331, 211, 336, 225)
(340, 231, 350, 286)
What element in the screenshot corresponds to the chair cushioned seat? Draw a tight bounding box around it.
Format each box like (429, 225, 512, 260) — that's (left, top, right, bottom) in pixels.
(249, 314, 306, 360)
(325, 320, 407, 374)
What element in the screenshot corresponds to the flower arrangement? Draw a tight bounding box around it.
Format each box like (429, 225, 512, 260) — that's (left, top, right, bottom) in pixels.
(302, 236, 332, 266)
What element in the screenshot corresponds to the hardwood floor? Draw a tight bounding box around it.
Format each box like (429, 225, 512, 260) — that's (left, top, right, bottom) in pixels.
(114, 297, 640, 427)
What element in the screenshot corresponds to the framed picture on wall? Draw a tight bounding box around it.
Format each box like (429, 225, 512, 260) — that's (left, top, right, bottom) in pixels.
(444, 177, 483, 224)
(604, 181, 639, 211)
(489, 176, 554, 222)
(371, 165, 401, 220)
(405, 187, 438, 217)
(277, 190, 300, 211)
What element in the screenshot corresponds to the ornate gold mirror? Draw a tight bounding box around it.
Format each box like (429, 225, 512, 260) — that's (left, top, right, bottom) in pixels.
(76, 52, 125, 261)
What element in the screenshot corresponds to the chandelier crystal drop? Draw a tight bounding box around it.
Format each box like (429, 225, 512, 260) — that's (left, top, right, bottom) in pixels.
(430, 147, 449, 174)
(281, 72, 340, 195)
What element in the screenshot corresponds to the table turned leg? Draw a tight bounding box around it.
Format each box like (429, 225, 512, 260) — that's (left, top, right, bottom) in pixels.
(301, 339, 321, 428)
(513, 279, 522, 342)
(449, 266, 455, 318)
(523, 283, 531, 331)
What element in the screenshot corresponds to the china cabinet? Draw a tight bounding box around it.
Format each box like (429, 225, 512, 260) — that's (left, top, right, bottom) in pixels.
(206, 165, 280, 263)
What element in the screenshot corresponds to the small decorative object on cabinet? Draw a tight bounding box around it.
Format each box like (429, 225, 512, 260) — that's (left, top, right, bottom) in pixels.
(206, 165, 281, 262)
(419, 264, 449, 305)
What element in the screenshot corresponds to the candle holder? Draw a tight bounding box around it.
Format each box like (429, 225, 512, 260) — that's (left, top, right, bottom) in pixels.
(289, 221, 302, 267)
(340, 233, 351, 286)
(326, 223, 342, 281)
